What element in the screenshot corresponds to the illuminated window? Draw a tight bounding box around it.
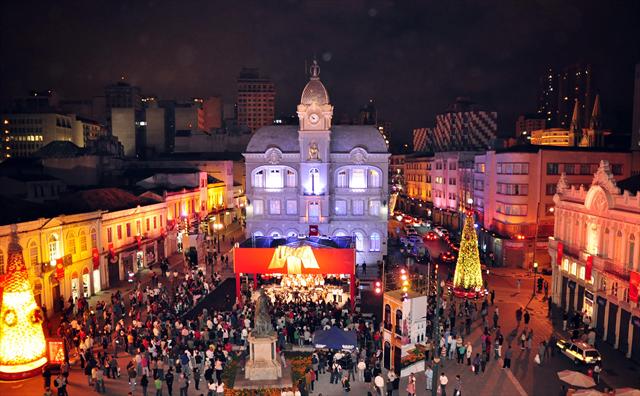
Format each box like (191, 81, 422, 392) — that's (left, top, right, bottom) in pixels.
(370, 169, 381, 187)
(370, 233, 381, 252)
(79, 230, 88, 252)
(309, 168, 320, 194)
(29, 241, 39, 266)
(369, 200, 381, 216)
(146, 218, 150, 232)
(107, 227, 113, 243)
(354, 231, 365, 252)
(267, 169, 283, 189)
(286, 170, 297, 187)
(571, 261, 577, 276)
(353, 200, 364, 215)
(66, 232, 76, 255)
(337, 170, 348, 187)
(614, 230, 623, 262)
(335, 200, 347, 215)
(286, 200, 297, 215)
(579, 266, 585, 280)
(308, 202, 320, 218)
(90, 228, 97, 249)
(48, 234, 59, 261)
(350, 169, 367, 189)
(253, 231, 264, 237)
(136, 220, 142, 235)
(253, 170, 265, 188)
(269, 200, 281, 215)
(253, 199, 264, 215)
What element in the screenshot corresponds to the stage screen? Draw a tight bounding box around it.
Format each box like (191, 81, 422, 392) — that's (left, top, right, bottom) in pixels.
(234, 246, 355, 275)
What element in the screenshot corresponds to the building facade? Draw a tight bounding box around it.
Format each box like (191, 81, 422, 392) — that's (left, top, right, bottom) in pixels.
(244, 61, 389, 266)
(433, 97, 497, 151)
(549, 161, 640, 362)
(237, 68, 275, 133)
(431, 151, 477, 232)
(474, 147, 632, 268)
(515, 114, 546, 137)
(403, 153, 433, 219)
(412, 127, 434, 153)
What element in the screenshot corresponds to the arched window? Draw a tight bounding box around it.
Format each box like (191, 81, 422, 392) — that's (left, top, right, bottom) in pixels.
(337, 170, 348, 188)
(66, 232, 76, 255)
(253, 169, 265, 188)
(270, 230, 281, 238)
(78, 230, 88, 252)
(384, 304, 391, 328)
(253, 231, 264, 237)
(614, 230, 623, 262)
(309, 168, 320, 195)
(287, 230, 298, 237)
(370, 233, 381, 252)
(29, 241, 39, 267)
(629, 234, 636, 270)
(601, 228, 610, 258)
(369, 169, 381, 188)
(334, 230, 347, 237)
(395, 309, 403, 334)
(0, 249, 4, 275)
(354, 231, 365, 252)
(349, 168, 367, 189)
(267, 169, 283, 189)
(90, 228, 97, 249)
(48, 234, 59, 261)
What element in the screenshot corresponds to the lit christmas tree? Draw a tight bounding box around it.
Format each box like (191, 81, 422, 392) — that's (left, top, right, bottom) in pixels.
(453, 211, 483, 292)
(0, 231, 47, 380)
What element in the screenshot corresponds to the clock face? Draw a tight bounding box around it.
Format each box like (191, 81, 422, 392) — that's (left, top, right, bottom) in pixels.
(309, 114, 320, 124)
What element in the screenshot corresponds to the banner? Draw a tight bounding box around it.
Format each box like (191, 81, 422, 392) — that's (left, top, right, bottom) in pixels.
(309, 225, 319, 236)
(585, 255, 593, 282)
(136, 235, 142, 250)
(234, 246, 354, 275)
(92, 248, 100, 270)
(55, 258, 65, 280)
(629, 271, 640, 303)
(557, 242, 564, 266)
(47, 339, 66, 365)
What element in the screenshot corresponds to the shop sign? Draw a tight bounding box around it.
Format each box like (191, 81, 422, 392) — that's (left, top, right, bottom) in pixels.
(55, 258, 65, 280)
(584, 290, 594, 302)
(632, 316, 640, 328)
(47, 339, 66, 365)
(92, 248, 100, 270)
(585, 255, 593, 282)
(596, 296, 607, 307)
(568, 280, 576, 289)
(309, 225, 319, 236)
(557, 242, 564, 266)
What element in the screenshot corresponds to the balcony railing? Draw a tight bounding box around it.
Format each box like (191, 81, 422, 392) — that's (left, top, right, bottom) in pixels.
(551, 239, 632, 282)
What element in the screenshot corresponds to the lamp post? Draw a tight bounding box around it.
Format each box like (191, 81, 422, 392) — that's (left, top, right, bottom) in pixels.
(431, 274, 444, 396)
(532, 262, 538, 297)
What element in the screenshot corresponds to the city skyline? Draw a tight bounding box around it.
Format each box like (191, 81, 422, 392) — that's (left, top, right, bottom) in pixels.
(2, 0, 640, 146)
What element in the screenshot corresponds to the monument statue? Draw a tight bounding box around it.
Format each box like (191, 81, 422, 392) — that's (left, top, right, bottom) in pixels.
(252, 289, 275, 337)
(308, 142, 319, 161)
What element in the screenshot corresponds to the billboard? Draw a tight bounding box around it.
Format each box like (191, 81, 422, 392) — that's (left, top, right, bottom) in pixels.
(234, 246, 355, 275)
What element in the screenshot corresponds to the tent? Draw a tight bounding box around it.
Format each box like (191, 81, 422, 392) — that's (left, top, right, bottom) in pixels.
(313, 327, 357, 350)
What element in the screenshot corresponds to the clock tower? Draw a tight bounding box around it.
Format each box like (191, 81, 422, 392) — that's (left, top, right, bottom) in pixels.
(297, 60, 333, 225)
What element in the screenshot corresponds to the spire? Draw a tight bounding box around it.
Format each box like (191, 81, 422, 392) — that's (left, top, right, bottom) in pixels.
(570, 99, 581, 134)
(590, 94, 602, 130)
(309, 59, 320, 80)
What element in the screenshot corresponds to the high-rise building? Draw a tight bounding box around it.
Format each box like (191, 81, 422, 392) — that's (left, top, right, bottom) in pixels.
(104, 80, 142, 123)
(432, 97, 497, 151)
(236, 68, 275, 133)
(537, 64, 594, 129)
(412, 127, 435, 152)
(515, 114, 546, 137)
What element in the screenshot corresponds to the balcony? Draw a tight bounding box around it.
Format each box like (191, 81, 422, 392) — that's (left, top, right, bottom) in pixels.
(593, 256, 630, 282)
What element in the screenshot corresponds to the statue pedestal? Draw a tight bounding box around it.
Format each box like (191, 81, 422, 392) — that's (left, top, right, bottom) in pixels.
(244, 334, 282, 381)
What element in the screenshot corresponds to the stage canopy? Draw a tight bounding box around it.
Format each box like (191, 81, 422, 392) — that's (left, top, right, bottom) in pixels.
(313, 327, 357, 350)
(234, 236, 355, 275)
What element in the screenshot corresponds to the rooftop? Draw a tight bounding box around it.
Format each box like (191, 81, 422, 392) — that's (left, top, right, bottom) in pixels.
(57, 188, 161, 214)
(495, 144, 631, 154)
(36, 141, 84, 158)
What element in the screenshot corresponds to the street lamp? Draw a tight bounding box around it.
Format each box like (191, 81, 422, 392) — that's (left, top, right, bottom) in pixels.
(532, 262, 538, 297)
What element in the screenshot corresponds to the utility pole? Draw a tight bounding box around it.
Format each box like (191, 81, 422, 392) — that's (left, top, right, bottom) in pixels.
(431, 264, 442, 396)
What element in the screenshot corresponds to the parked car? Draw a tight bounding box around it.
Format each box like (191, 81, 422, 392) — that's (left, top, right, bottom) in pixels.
(423, 231, 438, 241)
(439, 251, 456, 264)
(556, 338, 602, 365)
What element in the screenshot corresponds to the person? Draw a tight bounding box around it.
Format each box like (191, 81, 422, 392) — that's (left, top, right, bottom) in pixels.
(166, 369, 175, 396)
(524, 310, 531, 326)
(439, 372, 449, 396)
(503, 345, 512, 369)
(342, 375, 351, 394)
(374, 373, 385, 395)
(207, 379, 216, 396)
(406, 373, 416, 396)
(43, 387, 53, 396)
(155, 375, 164, 396)
(357, 359, 366, 382)
(516, 307, 523, 325)
(95, 364, 105, 393)
(42, 364, 52, 389)
(538, 342, 546, 365)
(425, 365, 433, 391)
(141, 374, 149, 396)
(128, 359, 138, 392)
(593, 363, 602, 384)
(516, 279, 521, 292)
(362, 262, 367, 274)
(178, 373, 189, 396)
(563, 312, 569, 331)
(54, 373, 68, 396)
(490, 290, 495, 306)
(473, 353, 481, 375)
(305, 368, 316, 392)
(520, 331, 527, 350)
(454, 374, 462, 396)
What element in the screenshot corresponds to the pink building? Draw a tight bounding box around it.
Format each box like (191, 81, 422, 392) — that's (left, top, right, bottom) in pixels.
(548, 162, 640, 362)
(474, 146, 632, 268)
(431, 151, 477, 232)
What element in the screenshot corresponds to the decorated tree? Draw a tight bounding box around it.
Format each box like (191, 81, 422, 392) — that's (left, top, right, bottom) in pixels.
(0, 231, 47, 379)
(453, 212, 483, 292)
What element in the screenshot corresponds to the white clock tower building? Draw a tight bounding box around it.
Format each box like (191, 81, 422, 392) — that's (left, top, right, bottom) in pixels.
(244, 61, 390, 268)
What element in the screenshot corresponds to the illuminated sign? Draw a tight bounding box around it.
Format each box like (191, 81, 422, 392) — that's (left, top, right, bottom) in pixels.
(234, 246, 354, 275)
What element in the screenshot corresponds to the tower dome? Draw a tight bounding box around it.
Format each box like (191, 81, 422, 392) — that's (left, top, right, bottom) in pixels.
(300, 60, 330, 105)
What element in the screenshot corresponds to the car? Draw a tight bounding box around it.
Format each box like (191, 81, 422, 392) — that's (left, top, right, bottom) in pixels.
(412, 218, 422, 227)
(439, 251, 456, 264)
(556, 338, 602, 365)
(423, 231, 438, 241)
(402, 215, 414, 224)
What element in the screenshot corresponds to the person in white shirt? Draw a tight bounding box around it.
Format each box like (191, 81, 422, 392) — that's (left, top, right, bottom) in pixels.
(357, 359, 366, 382)
(440, 372, 449, 396)
(374, 373, 385, 395)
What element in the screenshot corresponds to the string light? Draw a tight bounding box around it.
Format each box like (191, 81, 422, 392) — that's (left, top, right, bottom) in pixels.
(453, 212, 484, 291)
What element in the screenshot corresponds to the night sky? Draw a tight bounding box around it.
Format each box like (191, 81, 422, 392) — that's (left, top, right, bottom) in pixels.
(1, 0, 639, 147)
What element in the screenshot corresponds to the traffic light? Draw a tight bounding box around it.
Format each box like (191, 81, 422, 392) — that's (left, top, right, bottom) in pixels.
(374, 280, 382, 294)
